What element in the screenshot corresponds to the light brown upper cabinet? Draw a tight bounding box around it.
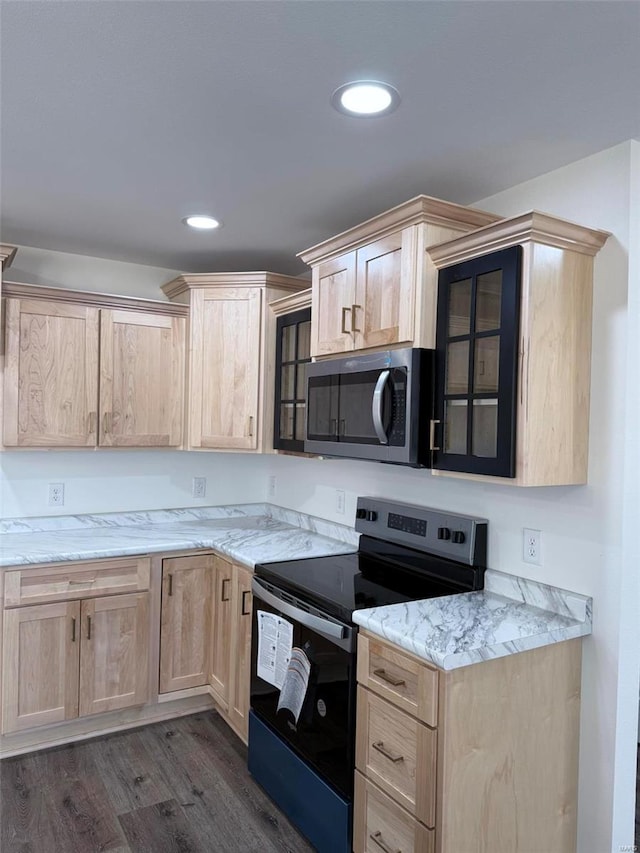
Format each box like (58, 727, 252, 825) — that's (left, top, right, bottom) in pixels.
(162, 272, 307, 451)
(298, 196, 501, 358)
(2, 284, 187, 448)
(427, 212, 610, 486)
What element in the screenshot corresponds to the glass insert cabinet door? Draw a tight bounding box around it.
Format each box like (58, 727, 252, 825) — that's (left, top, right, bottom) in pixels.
(273, 307, 312, 451)
(433, 246, 521, 477)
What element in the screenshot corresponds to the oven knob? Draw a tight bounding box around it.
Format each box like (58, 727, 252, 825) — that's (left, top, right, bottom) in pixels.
(452, 530, 466, 544)
(356, 508, 367, 519)
(437, 527, 451, 540)
(365, 510, 378, 522)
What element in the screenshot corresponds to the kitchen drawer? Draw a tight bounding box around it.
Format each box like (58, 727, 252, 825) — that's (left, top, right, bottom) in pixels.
(354, 771, 435, 853)
(356, 686, 436, 827)
(357, 632, 439, 727)
(4, 557, 151, 607)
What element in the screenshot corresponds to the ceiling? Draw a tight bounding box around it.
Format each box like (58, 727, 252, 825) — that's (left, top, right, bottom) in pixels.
(2, 1, 639, 276)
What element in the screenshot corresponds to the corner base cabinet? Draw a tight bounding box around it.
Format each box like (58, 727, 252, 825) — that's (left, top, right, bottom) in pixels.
(427, 211, 610, 485)
(354, 631, 582, 853)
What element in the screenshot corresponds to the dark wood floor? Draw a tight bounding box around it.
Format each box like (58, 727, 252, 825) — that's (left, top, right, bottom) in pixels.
(0, 712, 315, 852)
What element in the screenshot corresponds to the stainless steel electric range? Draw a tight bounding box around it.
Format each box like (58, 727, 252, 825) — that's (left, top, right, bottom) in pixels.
(248, 497, 488, 853)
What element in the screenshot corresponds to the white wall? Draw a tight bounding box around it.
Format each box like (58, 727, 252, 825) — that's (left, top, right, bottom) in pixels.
(1, 143, 637, 852)
(265, 142, 639, 853)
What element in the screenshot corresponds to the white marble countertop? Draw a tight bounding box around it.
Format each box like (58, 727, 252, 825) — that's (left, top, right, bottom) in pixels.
(0, 503, 359, 568)
(1, 503, 591, 671)
(353, 569, 592, 670)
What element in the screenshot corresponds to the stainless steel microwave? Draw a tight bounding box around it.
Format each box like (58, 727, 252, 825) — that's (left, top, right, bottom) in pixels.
(304, 347, 434, 466)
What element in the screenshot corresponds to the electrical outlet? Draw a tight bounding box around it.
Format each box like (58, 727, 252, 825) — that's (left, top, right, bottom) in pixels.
(523, 528, 542, 565)
(192, 477, 206, 499)
(48, 483, 64, 506)
(268, 475, 277, 499)
(336, 489, 345, 515)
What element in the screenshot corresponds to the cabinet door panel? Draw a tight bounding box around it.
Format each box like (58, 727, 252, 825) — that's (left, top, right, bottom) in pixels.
(227, 564, 252, 742)
(209, 556, 233, 707)
(79, 593, 149, 716)
(159, 556, 213, 693)
(355, 230, 416, 350)
(100, 310, 185, 447)
(311, 253, 356, 356)
(190, 288, 261, 449)
(3, 298, 98, 446)
(2, 601, 80, 733)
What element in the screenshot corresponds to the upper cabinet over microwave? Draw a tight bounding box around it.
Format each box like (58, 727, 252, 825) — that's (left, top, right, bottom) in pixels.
(297, 196, 501, 359)
(427, 212, 610, 486)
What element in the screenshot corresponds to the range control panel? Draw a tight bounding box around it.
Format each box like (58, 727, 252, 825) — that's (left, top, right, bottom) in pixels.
(355, 497, 487, 567)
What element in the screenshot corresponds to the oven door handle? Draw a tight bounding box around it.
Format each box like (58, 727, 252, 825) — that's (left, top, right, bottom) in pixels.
(251, 577, 352, 646)
(372, 370, 390, 445)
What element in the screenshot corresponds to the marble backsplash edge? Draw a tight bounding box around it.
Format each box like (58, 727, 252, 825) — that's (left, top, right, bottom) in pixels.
(0, 502, 360, 546)
(484, 568, 592, 625)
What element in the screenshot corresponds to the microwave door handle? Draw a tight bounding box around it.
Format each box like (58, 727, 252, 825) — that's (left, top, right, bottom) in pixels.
(372, 370, 391, 445)
(251, 577, 349, 643)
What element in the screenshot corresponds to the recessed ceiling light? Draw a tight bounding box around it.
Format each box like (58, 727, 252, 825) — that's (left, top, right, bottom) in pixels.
(182, 215, 220, 230)
(331, 80, 400, 117)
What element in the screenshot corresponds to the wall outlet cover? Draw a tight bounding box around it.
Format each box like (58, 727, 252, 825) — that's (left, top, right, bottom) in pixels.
(523, 527, 542, 565)
(192, 477, 207, 499)
(48, 483, 65, 506)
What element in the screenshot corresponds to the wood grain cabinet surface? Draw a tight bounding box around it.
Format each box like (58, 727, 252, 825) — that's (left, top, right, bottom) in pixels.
(353, 630, 583, 853)
(427, 212, 610, 486)
(2, 284, 187, 449)
(158, 552, 253, 744)
(298, 195, 500, 359)
(2, 558, 151, 735)
(162, 272, 307, 452)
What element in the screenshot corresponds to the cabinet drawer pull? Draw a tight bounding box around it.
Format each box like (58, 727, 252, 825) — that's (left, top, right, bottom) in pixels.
(351, 303, 361, 333)
(372, 741, 404, 763)
(370, 830, 401, 853)
(221, 578, 230, 602)
(88, 411, 97, 434)
(167, 573, 173, 596)
(71, 617, 76, 642)
(102, 412, 112, 434)
(68, 578, 95, 585)
(248, 415, 254, 437)
(241, 589, 251, 616)
(373, 668, 406, 687)
(86, 616, 92, 640)
(429, 418, 441, 452)
(341, 306, 352, 334)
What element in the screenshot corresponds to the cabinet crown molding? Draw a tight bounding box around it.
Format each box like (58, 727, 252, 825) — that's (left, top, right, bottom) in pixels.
(426, 210, 611, 267)
(162, 271, 307, 301)
(297, 195, 501, 266)
(269, 288, 312, 316)
(2, 282, 189, 316)
(1, 244, 18, 270)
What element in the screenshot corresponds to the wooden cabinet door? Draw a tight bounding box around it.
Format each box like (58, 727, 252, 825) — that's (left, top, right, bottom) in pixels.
(99, 309, 185, 447)
(354, 229, 416, 351)
(3, 297, 99, 446)
(2, 601, 80, 733)
(159, 555, 212, 693)
(227, 564, 252, 742)
(188, 287, 262, 450)
(209, 555, 233, 707)
(79, 592, 149, 716)
(311, 252, 356, 356)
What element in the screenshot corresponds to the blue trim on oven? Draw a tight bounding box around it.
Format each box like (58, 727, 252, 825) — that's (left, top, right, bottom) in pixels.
(248, 711, 352, 853)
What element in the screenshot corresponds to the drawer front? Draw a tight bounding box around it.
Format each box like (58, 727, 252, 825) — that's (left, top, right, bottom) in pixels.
(358, 632, 439, 726)
(354, 771, 435, 853)
(356, 687, 436, 827)
(4, 557, 151, 607)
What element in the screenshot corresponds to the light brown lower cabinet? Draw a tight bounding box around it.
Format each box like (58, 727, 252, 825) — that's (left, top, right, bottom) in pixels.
(2, 592, 149, 733)
(159, 554, 214, 693)
(159, 552, 252, 743)
(354, 631, 583, 853)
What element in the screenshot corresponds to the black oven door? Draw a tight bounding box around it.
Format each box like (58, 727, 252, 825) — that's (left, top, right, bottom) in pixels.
(250, 577, 357, 800)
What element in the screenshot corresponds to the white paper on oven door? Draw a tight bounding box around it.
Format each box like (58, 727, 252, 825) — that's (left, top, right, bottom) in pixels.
(276, 647, 312, 724)
(256, 611, 293, 689)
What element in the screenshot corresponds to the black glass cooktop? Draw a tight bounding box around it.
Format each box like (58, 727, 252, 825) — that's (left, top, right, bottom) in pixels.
(255, 535, 483, 624)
